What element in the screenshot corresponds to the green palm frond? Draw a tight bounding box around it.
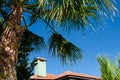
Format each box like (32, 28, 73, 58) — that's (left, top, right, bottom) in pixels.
(28, 0, 118, 32)
(20, 30, 46, 52)
(97, 56, 115, 80)
(26, 0, 119, 33)
(48, 33, 82, 64)
(97, 56, 120, 80)
(45, 0, 98, 30)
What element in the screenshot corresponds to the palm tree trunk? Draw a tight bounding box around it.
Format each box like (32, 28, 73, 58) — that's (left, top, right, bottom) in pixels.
(0, 5, 24, 80)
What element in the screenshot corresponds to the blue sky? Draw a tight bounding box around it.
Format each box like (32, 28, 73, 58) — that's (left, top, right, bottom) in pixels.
(29, 4, 120, 77)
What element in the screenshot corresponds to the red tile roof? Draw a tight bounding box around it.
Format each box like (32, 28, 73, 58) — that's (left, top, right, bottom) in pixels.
(31, 73, 58, 80)
(57, 71, 101, 80)
(31, 71, 101, 80)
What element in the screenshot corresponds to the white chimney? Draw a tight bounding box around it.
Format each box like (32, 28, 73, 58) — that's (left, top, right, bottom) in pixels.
(35, 57, 47, 77)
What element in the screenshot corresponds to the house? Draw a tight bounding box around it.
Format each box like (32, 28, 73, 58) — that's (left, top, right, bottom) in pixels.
(30, 58, 101, 80)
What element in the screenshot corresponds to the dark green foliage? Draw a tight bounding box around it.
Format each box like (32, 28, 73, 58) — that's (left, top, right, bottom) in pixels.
(16, 53, 36, 80)
(20, 30, 45, 52)
(48, 33, 82, 64)
(16, 30, 45, 80)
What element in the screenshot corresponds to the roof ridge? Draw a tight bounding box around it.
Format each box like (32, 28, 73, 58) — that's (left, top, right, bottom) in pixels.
(57, 71, 100, 79)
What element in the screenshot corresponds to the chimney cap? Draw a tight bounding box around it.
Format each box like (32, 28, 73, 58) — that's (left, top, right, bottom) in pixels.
(36, 57, 47, 61)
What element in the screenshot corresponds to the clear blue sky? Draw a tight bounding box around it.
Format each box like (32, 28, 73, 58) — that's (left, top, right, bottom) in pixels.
(29, 4, 120, 77)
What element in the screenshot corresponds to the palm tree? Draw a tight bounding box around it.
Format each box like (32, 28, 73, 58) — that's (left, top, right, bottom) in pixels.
(97, 56, 120, 80)
(0, 0, 118, 80)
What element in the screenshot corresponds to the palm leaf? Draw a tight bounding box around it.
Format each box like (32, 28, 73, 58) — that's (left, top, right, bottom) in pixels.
(98, 55, 120, 80)
(20, 30, 46, 53)
(48, 33, 82, 64)
(28, 0, 118, 32)
(97, 56, 115, 80)
(26, 0, 119, 33)
(47, 0, 97, 30)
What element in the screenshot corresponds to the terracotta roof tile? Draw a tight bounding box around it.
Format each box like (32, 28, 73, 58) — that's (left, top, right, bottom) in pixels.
(31, 74, 58, 80)
(31, 71, 101, 80)
(57, 71, 101, 79)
